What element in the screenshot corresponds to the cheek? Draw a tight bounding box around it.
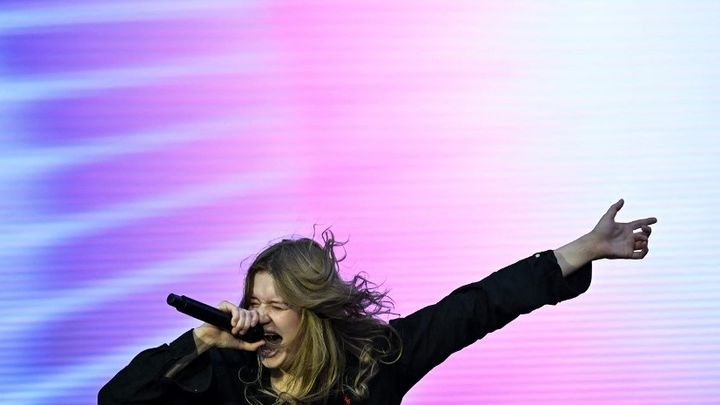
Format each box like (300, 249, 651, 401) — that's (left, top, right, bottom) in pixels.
(281, 313, 301, 338)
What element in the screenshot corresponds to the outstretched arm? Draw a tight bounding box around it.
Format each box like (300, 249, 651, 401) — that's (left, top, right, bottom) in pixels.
(554, 199, 657, 277)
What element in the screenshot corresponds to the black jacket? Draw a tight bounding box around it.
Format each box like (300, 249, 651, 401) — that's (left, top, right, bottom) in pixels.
(99, 250, 591, 404)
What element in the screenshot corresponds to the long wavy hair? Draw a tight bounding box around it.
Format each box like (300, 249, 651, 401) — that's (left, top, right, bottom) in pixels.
(239, 229, 402, 404)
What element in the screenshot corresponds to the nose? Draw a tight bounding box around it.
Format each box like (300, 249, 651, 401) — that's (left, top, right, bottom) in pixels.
(255, 307, 271, 325)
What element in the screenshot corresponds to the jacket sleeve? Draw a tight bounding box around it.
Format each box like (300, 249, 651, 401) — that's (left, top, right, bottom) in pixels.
(98, 329, 213, 404)
(389, 250, 592, 392)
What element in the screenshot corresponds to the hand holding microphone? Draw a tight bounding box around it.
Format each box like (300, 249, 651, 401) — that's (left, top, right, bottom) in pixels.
(167, 294, 266, 351)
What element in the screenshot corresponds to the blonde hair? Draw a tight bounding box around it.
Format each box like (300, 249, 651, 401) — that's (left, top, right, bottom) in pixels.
(240, 230, 401, 404)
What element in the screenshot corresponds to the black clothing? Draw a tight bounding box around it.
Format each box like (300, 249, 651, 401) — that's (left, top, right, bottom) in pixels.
(99, 250, 591, 404)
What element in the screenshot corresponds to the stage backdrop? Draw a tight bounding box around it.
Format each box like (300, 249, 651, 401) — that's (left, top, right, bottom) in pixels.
(2, 1, 719, 404)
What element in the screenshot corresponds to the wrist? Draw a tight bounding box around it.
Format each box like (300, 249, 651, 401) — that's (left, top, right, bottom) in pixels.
(555, 233, 599, 277)
(192, 326, 215, 354)
(578, 232, 602, 261)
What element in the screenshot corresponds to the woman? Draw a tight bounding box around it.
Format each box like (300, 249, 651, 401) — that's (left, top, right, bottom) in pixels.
(99, 199, 656, 404)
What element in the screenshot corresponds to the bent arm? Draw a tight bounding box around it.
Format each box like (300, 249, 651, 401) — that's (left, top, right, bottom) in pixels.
(99, 302, 265, 404)
(98, 330, 212, 404)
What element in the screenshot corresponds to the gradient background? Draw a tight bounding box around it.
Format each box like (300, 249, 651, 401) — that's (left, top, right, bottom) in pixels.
(2, 1, 719, 404)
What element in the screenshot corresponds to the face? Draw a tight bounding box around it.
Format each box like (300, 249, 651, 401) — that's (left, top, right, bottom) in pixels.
(248, 272, 301, 372)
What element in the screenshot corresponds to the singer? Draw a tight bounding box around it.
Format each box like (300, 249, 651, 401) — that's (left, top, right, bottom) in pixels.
(99, 199, 656, 404)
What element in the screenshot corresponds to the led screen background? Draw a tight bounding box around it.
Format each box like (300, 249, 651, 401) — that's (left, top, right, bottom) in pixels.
(2, 1, 719, 404)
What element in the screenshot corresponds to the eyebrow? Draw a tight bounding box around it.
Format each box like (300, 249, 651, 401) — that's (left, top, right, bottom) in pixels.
(249, 296, 287, 304)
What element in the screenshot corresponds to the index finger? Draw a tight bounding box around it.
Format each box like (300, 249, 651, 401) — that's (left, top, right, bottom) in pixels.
(218, 301, 240, 327)
(629, 217, 657, 229)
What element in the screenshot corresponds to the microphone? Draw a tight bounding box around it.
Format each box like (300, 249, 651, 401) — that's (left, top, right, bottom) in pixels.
(167, 293, 264, 343)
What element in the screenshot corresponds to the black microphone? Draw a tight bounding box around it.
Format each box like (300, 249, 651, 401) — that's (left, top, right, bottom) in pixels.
(167, 293, 264, 343)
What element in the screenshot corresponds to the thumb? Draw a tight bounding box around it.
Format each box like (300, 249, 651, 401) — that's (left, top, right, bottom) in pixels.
(240, 340, 266, 352)
(605, 198, 624, 221)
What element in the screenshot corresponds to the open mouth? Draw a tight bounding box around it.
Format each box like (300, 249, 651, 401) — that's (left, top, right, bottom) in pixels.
(259, 346, 278, 359)
(264, 332, 283, 345)
(259, 333, 282, 359)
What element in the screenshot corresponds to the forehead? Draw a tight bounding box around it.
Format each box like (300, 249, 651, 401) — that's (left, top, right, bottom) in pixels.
(251, 272, 281, 300)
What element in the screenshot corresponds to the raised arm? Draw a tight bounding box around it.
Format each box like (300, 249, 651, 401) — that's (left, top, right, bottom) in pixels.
(554, 199, 657, 277)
